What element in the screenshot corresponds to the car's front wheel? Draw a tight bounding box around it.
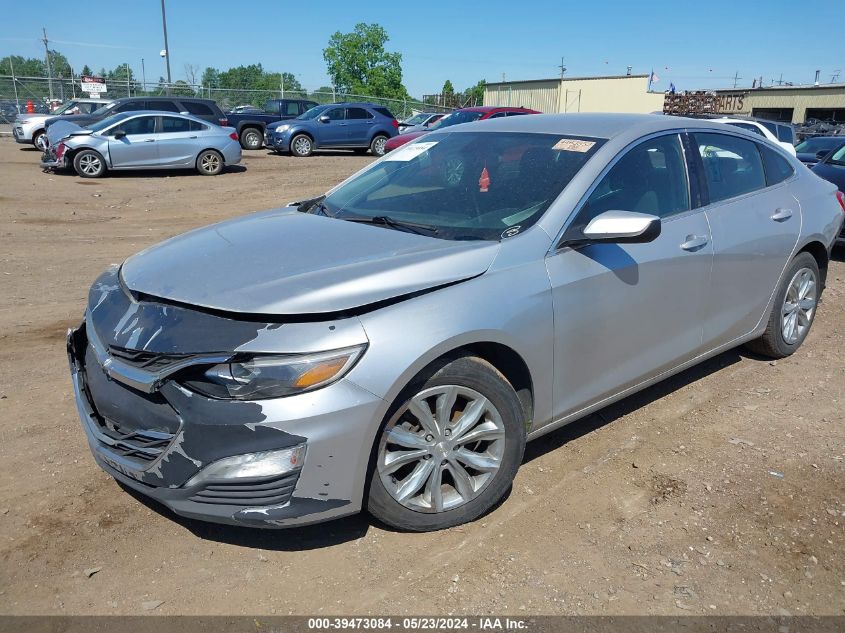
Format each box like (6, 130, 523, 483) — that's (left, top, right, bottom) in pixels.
(33, 130, 47, 151)
(290, 134, 313, 157)
(745, 251, 820, 358)
(196, 149, 224, 176)
(368, 355, 526, 531)
(73, 149, 106, 178)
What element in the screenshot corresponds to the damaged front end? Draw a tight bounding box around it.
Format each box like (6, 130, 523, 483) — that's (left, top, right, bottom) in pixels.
(67, 267, 384, 527)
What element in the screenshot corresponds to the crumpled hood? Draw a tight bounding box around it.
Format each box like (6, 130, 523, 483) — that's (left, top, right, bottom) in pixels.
(46, 120, 90, 145)
(121, 208, 499, 315)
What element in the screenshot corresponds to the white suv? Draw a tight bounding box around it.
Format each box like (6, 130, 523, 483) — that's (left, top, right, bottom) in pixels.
(13, 98, 108, 151)
(711, 117, 797, 156)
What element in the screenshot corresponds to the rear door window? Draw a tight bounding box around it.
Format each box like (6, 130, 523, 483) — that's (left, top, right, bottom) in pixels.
(160, 116, 192, 133)
(694, 132, 767, 203)
(115, 100, 146, 113)
(346, 107, 373, 120)
(148, 100, 180, 112)
(284, 102, 300, 116)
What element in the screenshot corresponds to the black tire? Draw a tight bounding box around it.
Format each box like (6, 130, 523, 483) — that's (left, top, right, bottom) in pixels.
(33, 130, 47, 151)
(367, 355, 526, 532)
(239, 127, 263, 150)
(196, 149, 224, 176)
(72, 149, 106, 178)
(290, 134, 313, 157)
(370, 134, 389, 156)
(744, 251, 820, 358)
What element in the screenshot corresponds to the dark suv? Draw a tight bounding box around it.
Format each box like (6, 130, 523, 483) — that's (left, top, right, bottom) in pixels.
(45, 96, 227, 132)
(264, 102, 399, 157)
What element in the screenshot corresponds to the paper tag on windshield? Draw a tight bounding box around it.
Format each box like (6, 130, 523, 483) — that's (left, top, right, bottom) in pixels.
(552, 139, 595, 152)
(384, 141, 438, 161)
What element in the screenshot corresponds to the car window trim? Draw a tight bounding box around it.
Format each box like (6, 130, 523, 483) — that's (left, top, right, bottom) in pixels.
(550, 130, 697, 253)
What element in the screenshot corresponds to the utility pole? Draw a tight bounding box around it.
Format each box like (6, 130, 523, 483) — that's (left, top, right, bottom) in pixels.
(126, 62, 131, 96)
(732, 71, 741, 89)
(9, 56, 20, 111)
(777, 73, 784, 86)
(42, 27, 54, 100)
(558, 56, 567, 79)
(141, 58, 146, 93)
(160, 0, 173, 93)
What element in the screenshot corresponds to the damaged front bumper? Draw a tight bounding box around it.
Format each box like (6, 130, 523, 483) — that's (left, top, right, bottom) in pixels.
(66, 275, 385, 528)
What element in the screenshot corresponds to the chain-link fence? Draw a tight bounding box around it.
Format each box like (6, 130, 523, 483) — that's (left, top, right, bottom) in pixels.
(0, 76, 454, 124)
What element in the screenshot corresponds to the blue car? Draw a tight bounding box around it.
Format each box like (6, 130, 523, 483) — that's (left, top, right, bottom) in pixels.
(265, 102, 399, 157)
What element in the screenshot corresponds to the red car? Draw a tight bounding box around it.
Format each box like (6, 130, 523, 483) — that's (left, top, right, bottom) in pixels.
(383, 106, 541, 152)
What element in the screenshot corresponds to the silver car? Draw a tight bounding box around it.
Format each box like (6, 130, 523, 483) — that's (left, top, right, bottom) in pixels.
(66, 114, 844, 531)
(42, 111, 241, 177)
(398, 112, 445, 134)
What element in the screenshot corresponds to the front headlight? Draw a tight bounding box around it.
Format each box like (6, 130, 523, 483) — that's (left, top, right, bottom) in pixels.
(184, 445, 305, 488)
(179, 345, 366, 400)
(273, 124, 290, 134)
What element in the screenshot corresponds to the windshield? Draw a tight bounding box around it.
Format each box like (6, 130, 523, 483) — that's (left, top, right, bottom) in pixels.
(795, 137, 843, 154)
(321, 131, 605, 241)
(427, 110, 485, 131)
(298, 105, 329, 120)
(54, 101, 80, 115)
(825, 144, 845, 165)
(403, 113, 430, 125)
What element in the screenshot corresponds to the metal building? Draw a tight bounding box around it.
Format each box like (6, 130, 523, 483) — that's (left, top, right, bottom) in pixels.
(711, 84, 845, 124)
(483, 74, 666, 114)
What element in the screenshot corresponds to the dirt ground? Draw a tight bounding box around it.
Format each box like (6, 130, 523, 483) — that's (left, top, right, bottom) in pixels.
(0, 136, 843, 617)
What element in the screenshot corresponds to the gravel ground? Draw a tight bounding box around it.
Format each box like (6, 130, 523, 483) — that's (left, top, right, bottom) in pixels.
(0, 137, 843, 616)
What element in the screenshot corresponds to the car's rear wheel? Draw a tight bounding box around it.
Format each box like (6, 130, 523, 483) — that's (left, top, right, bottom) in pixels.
(239, 127, 263, 150)
(196, 149, 224, 176)
(745, 251, 820, 358)
(367, 355, 525, 532)
(33, 130, 47, 151)
(290, 134, 313, 157)
(73, 149, 106, 178)
(370, 134, 388, 156)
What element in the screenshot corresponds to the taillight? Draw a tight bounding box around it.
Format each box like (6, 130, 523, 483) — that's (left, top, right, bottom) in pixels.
(229, 132, 238, 141)
(55, 143, 66, 160)
(391, 119, 398, 129)
(836, 190, 845, 213)
(219, 118, 228, 126)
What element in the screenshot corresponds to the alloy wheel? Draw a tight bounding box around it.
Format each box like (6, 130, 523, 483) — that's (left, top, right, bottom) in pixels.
(294, 137, 311, 155)
(200, 152, 221, 174)
(34, 133, 47, 151)
(244, 130, 261, 148)
(781, 267, 817, 345)
(372, 136, 387, 156)
(377, 385, 506, 513)
(78, 154, 102, 176)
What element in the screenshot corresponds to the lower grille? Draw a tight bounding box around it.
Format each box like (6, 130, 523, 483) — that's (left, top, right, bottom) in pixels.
(96, 419, 175, 462)
(188, 472, 300, 506)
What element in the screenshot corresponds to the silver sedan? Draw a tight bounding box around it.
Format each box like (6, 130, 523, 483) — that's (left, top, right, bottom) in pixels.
(41, 111, 241, 177)
(67, 114, 844, 531)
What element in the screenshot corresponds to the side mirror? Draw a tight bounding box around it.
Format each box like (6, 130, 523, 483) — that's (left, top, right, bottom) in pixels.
(113, 129, 126, 139)
(318, 115, 330, 123)
(576, 210, 661, 244)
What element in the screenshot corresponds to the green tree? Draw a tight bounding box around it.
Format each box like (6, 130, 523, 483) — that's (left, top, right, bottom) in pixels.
(322, 23, 408, 99)
(80, 65, 93, 77)
(201, 66, 220, 88)
(0, 54, 45, 76)
(171, 80, 195, 96)
(463, 79, 486, 106)
(47, 49, 72, 78)
(442, 79, 455, 95)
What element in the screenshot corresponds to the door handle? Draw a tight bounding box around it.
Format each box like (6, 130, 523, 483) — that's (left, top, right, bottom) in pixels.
(144, 139, 155, 143)
(189, 136, 198, 139)
(680, 235, 709, 251)
(771, 208, 793, 221)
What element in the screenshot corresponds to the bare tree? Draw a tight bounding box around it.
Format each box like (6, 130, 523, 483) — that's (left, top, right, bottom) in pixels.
(184, 63, 199, 86)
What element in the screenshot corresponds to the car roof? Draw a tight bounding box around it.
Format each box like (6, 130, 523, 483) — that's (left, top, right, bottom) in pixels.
(449, 112, 776, 142)
(112, 96, 214, 103)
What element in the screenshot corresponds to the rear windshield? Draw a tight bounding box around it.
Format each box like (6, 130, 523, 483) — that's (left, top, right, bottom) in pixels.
(321, 131, 605, 241)
(428, 111, 484, 130)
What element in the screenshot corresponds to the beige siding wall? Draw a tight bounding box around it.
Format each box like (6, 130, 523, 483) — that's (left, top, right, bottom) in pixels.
(484, 76, 665, 114)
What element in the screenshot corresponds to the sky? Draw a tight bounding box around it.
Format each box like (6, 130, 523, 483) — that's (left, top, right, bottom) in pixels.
(1, 0, 840, 96)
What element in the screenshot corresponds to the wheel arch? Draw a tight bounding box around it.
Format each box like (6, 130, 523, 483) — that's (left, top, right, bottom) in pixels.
(197, 146, 225, 163)
(67, 145, 110, 168)
(796, 239, 829, 288)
